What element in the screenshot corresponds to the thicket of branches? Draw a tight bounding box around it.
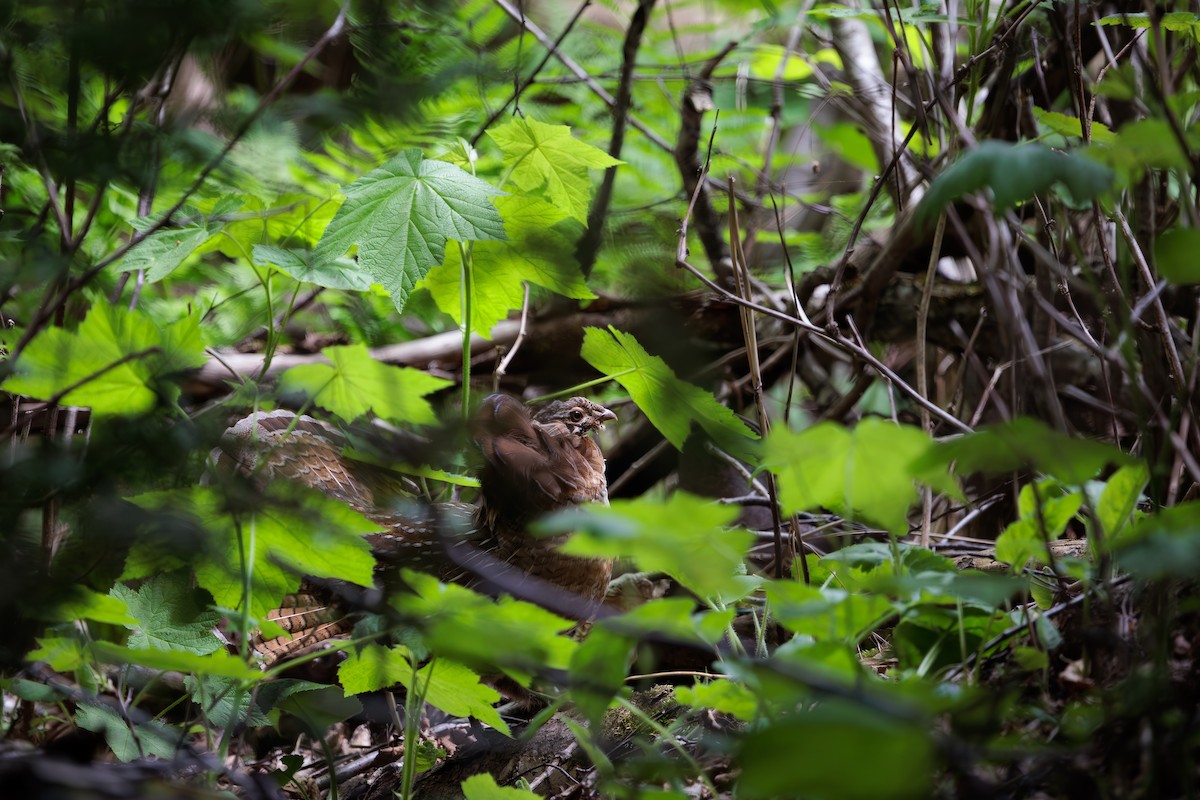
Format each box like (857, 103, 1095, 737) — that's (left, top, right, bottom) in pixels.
(2, 1, 1200, 798)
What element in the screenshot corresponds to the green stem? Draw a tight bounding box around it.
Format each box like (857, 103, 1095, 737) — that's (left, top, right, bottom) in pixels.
(458, 241, 473, 422)
(400, 658, 435, 800)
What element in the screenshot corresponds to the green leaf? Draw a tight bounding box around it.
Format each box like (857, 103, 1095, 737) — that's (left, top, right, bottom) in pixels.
(119, 200, 242, 282)
(28, 636, 87, 672)
(422, 195, 595, 335)
(569, 626, 635, 726)
(55, 589, 138, 626)
(916, 141, 1113, 227)
(111, 573, 221, 655)
(488, 117, 621, 223)
(764, 418, 952, 535)
(398, 658, 509, 734)
(581, 327, 758, 463)
(994, 484, 1082, 569)
(1117, 503, 1200, 579)
(599, 597, 734, 647)
(253, 244, 373, 291)
(892, 605, 1011, 671)
(1154, 228, 1200, 284)
(314, 149, 506, 313)
(915, 417, 1130, 485)
(129, 486, 377, 628)
(278, 344, 451, 423)
(1095, 461, 1148, 545)
(393, 571, 577, 683)
(462, 774, 540, 800)
(2, 301, 206, 414)
(813, 122, 879, 172)
(89, 641, 263, 680)
(676, 679, 759, 722)
(545, 494, 755, 602)
(187, 674, 270, 728)
(267, 680, 362, 733)
(1033, 108, 1116, 144)
(339, 642, 413, 695)
(340, 644, 506, 731)
(75, 703, 182, 762)
(737, 700, 933, 800)
(765, 581, 893, 642)
(1091, 120, 1191, 184)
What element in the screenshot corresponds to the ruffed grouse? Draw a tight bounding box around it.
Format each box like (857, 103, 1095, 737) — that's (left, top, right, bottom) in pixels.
(209, 394, 616, 663)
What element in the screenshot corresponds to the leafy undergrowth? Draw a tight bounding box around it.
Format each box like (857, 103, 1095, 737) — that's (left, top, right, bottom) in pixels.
(3, 2, 1200, 796)
(3, 396, 1198, 798)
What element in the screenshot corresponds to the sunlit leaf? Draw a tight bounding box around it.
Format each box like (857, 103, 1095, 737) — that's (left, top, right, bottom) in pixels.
(393, 571, 577, 683)
(544, 493, 755, 602)
(488, 117, 621, 223)
(764, 419, 954, 535)
(253, 244, 373, 291)
(422, 195, 595, 335)
(1, 301, 206, 414)
(462, 774, 540, 800)
(581, 327, 758, 462)
(278, 344, 451, 423)
(128, 486, 377, 627)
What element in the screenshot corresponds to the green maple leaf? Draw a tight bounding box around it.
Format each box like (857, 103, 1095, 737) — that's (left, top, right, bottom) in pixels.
(2, 301, 206, 414)
(111, 573, 222, 655)
(278, 344, 451, 424)
(581, 326, 757, 462)
(422, 195, 594, 335)
(488, 117, 621, 223)
(315, 149, 506, 313)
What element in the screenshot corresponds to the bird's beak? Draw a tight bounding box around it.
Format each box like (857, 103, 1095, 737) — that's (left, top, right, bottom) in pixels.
(597, 408, 617, 429)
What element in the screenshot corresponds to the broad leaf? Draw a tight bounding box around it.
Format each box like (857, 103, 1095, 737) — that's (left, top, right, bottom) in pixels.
(422, 195, 594, 335)
(75, 703, 182, 762)
(253, 244, 373, 291)
(314, 149, 506, 313)
(994, 481, 1083, 569)
(916, 141, 1112, 226)
(128, 486, 377, 627)
(119, 198, 244, 282)
(340, 645, 508, 733)
(544, 493, 756, 602)
(764, 419, 953, 535)
(393, 571, 577, 683)
(462, 774, 540, 800)
(737, 700, 933, 800)
(111, 573, 221, 655)
(1154, 228, 1200, 284)
(915, 417, 1131, 485)
(2, 301, 206, 414)
(278, 344, 451, 423)
(765, 581, 893, 642)
(488, 117, 621, 223)
(581, 327, 758, 462)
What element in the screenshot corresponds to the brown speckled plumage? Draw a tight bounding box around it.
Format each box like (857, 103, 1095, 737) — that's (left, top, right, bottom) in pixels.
(212, 395, 616, 664)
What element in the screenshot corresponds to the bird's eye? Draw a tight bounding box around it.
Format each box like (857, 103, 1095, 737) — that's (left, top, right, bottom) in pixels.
(570, 409, 584, 421)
